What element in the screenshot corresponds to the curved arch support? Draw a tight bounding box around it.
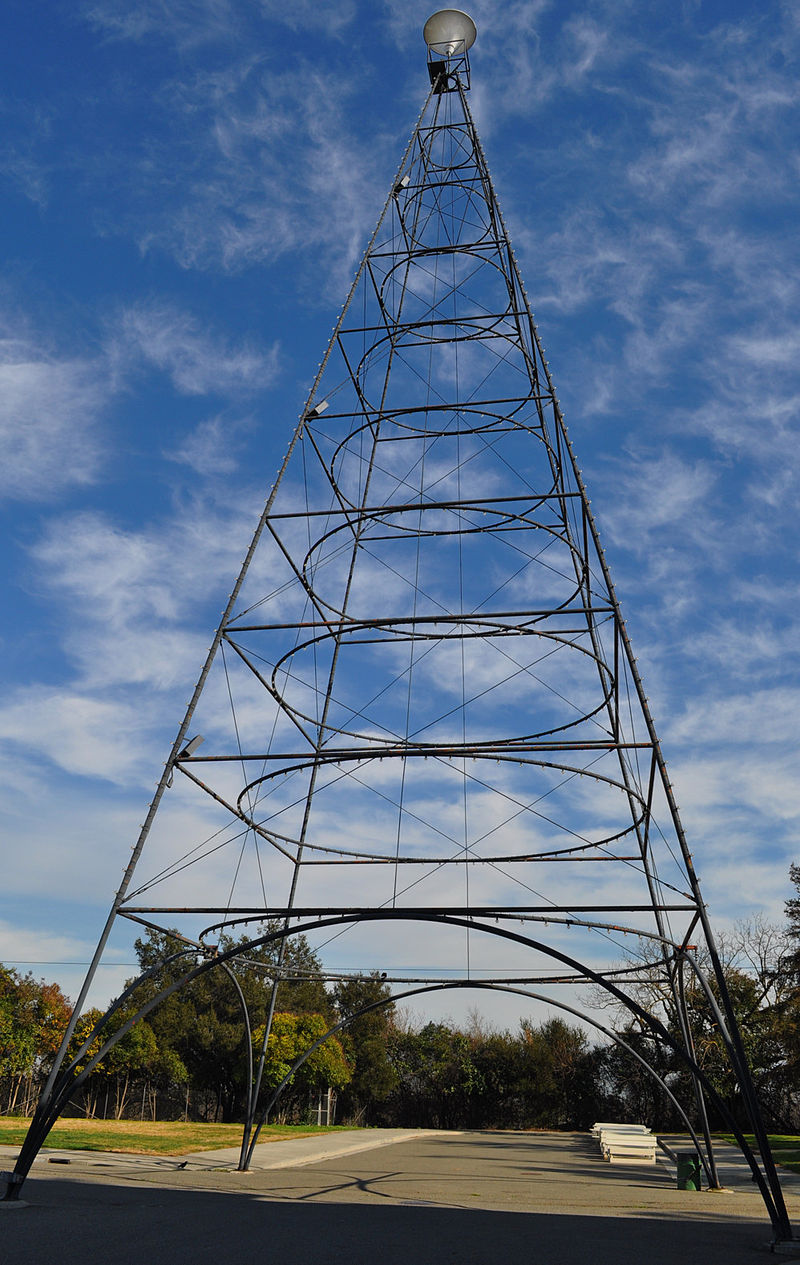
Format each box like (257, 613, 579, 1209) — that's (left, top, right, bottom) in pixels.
(4, 911, 793, 1245)
(240, 978, 713, 1182)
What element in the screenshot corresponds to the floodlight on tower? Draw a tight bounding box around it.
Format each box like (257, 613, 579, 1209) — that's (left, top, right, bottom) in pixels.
(423, 9, 476, 90)
(423, 8, 477, 56)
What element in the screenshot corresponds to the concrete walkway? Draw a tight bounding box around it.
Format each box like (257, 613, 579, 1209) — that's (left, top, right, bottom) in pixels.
(0, 1126, 441, 1178)
(181, 1125, 445, 1169)
(2, 1130, 800, 1264)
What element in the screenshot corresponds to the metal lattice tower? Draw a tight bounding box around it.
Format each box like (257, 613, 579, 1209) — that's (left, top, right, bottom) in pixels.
(5, 12, 793, 1242)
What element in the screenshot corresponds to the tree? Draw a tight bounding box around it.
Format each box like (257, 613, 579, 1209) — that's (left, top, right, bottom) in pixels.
(332, 973, 397, 1124)
(462, 1022, 521, 1128)
(785, 863, 800, 949)
(65, 1007, 108, 1118)
(778, 866, 800, 1121)
(0, 967, 71, 1116)
(385, 1022, 484, 1129)
(595, 1024, 682, 1130)
(252, 1012, 352, 1121)
(588, 918, 800, 1132)
(518, 1017, 595, 1129)
(0, 968, 38, 1114)
(113, 924, 333, 1121)
(659, 921, 796, 1131)
(105, 1018, 162, 1119)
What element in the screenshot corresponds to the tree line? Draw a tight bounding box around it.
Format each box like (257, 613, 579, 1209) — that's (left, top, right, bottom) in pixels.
(3, 867, 800, 1132)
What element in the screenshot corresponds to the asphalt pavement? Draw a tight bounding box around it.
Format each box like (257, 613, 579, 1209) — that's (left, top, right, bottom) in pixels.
(2, 1128, 800, 1264)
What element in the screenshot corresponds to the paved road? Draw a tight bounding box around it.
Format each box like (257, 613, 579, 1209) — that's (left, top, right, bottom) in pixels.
(3, 1130, 800, 1264)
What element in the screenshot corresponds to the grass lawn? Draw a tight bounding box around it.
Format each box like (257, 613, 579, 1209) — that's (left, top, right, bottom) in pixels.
(720, 1134, 800, 1174)
(0, 1117, 346, 1156)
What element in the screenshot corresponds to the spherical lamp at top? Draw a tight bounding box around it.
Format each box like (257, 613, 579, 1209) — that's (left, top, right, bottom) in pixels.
(423, 9, 477, 56)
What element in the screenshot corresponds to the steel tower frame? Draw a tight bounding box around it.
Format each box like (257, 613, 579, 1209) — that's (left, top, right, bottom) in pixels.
(4, 22, 793, 1244)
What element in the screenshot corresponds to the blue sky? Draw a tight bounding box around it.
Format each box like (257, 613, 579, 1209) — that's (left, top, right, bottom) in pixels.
(1, 0, 799, 1027)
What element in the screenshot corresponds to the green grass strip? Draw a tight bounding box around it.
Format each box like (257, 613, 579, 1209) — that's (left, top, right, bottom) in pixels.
(0, 1116, 347, 1156)
(718, 1133, 800, 1174)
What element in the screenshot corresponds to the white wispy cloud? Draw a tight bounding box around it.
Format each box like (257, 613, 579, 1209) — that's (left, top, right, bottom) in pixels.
(125, 61, 386, 291)
(599, 448, 717, 550)
(0, 334, 109, 501)
(259, 0, 357, 36)
(164, 413, 253, 474)
(30, 503, 259, 689)
(182, 69, 382, 287)
(0, 689, 151, 783)
(0, 296, 274, 506)
(0, 489, 267, 795)
(729, 328, 800, 371)
(108, 301, 280, 395)
(681, 619, 800, 680)
(0, 96, 55, 207)
(670, 686, 800, 748)
(0, 916, 138, 1010)
(87, 0, 357, 47)
(561, 13, 613, 84)
(84, 0, 239, 48)
(629, 27, 799, 211)
(0, 152, 50, 207)
(0, 920, 95, 971)
(71, 8, 415, 286)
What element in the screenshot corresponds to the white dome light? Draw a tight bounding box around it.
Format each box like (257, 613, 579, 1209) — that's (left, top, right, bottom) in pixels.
(423, 9, 477, 57)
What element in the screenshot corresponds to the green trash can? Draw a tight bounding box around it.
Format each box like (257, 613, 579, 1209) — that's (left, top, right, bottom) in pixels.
(676, 1151, 702, 1191)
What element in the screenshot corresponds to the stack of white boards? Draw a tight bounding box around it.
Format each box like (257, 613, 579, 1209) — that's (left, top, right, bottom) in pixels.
(591, 1123, 657, 1165)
